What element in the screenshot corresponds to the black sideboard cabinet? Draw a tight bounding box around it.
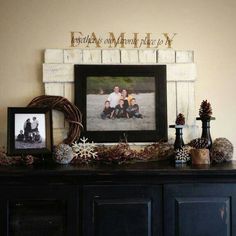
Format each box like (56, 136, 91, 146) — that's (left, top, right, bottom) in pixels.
(1, 161, 236, 236)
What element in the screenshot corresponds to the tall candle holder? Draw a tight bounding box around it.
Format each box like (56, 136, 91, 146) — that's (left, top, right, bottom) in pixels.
(169, 125, 185, 150)
(196, 117, 215, 149)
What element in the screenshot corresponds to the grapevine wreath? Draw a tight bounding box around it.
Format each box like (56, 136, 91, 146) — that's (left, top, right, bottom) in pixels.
(28, 95, 83, 144)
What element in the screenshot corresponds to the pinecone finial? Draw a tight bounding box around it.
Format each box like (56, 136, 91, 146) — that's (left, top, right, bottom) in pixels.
(199, 100, 212, 119)
(175, 113, 185, 125)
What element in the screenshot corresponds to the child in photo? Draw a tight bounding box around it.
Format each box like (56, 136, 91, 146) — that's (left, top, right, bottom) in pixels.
(114, 99, 128, 118)
(126, 98, 143, 118)
(101, 101, 114, 119)
(34, 131, 42, 143)
(16, 130, 24, 141)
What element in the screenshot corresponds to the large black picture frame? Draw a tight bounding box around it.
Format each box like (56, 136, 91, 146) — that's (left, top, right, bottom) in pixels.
(7, 107, 53, 155)
(75, 65, 167, 143)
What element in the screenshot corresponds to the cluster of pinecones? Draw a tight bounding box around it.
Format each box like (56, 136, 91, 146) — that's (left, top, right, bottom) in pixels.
(189, 138, 209, 149)
(199, 100, 212, 119)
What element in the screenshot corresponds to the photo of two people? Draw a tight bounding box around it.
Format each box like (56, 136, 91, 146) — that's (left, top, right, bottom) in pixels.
(86, 76, 156, 131)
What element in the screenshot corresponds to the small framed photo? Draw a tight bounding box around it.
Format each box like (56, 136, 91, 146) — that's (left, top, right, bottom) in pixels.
(75, 65, 167, 143)
(7, 107, 53, 155)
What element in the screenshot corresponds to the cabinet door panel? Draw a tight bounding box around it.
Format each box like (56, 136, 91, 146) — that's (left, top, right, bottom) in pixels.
(0, 186, 78, 236)
(9, 200, 67, 236)
(83, 185, 162, 236)
(0, 201, 8, 236)
(164, 184, 236, 236)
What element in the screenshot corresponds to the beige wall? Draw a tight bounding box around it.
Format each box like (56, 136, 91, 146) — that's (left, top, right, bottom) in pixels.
(1, 0, 236, 154)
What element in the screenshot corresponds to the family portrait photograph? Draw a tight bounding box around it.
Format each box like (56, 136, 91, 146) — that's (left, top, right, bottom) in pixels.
(14, 113, 46, 149)
(86, 76, 156, 131)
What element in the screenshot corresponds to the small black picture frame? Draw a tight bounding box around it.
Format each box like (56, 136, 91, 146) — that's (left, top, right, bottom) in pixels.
(75, 64, 167, 143)
(7, 107, 53, 155)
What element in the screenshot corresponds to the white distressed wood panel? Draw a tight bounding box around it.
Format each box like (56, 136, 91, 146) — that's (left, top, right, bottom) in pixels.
(83, 49, 102, 64)
(177, 82, 196, 142)
(43, 64, 74, 82)
(64, 49, 83, 63)
(167, 64, 197, 81)
(121, 50, 139, 63)
(44, 49, 64, 63)
(43, 47, 197, 146)
(176, 50, 194, 63)
(139, 50, 156, 63)
(44, 83, 64, 96)
(157, 49, 175, 63)
(64, 83, 74, 103)
(53, 128, 68, 145)
(102, 49, 120, 64)
(52, 110, 65, 129)
(167, 82, 177, 143)
(45, 83, 65, 128)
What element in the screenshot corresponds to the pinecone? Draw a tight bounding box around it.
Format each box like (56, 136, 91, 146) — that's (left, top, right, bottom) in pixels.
(22, 155, 34, 165)
(199, 100, 212, 119)
(189, 138, 209, 149)
(175, 113, 185, 125)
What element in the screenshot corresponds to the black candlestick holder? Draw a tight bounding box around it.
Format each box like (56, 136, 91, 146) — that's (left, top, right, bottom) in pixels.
(169, 125, 185, 150)
(196, 117, 215, 149)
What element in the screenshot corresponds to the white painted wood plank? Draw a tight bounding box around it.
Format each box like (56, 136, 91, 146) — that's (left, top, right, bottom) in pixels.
(176, 82, 196, 142)
(53, 128, 68, 145)
(44, 83, 64, 96)
(139, 50, 157, 63)
(176, 50, 194, 63)
(64, 49, 83, 63)
(83, 49, 102, 64)
(157, 49, 175, 63)
(167, 82, 177, 142)
(44, 49, 64, 63)
(121, 50, 139, 63)
(43, 64, 74, 82)
(102, 49, 120, 64)
(64, 83, 74, 103)
(52, 110, 65, 129)
(167, 64, 197, 81)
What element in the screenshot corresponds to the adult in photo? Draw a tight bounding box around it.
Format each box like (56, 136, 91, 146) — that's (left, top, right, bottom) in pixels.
(31, 116, 39, 132)
(107, 86, 121, 108)
(121, 89, 133, 110)
(24, 118, 31, 141)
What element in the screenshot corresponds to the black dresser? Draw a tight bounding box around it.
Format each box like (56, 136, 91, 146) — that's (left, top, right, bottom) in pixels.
(1, 161, 236, 236)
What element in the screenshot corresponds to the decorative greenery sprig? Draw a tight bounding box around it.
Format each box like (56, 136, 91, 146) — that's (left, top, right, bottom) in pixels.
(72, 142, 174, 165)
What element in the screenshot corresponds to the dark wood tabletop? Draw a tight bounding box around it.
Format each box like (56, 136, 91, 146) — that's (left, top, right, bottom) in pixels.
(0, 160, 236, 179)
